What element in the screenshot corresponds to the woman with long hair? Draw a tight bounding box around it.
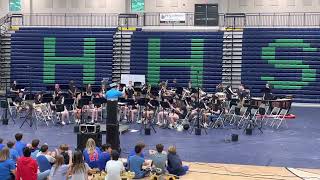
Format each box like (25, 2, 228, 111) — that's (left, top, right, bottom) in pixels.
(0, 148, 16, 180)
(83, 138, 101, 169)
(49, 153, 71, 180)
(68, 150, 95, 180)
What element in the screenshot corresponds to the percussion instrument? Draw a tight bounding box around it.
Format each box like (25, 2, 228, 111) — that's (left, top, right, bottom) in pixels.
(215, 92, 226, 101)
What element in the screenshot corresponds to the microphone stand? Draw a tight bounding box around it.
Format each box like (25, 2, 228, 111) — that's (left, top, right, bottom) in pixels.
(192, 70, 207, 135)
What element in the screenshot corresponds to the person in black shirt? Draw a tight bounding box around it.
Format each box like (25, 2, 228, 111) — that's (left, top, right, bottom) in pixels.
(54, 84, 62, 98)
(84, 84, 93, 96)
(13, 92, 24, 107)
(216, 83, 224, 93)
(125, 81, 135, 99)
(261, 83, 272, 100)
(10, 80, 19, 94)
(68, 80, 77, 98)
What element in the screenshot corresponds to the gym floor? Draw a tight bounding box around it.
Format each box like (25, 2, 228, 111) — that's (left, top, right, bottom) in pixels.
(0, 106, 319, 170)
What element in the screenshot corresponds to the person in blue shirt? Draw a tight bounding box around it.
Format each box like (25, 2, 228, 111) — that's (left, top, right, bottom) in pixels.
(14, 133, 26, 156)
(0, 147, 16, 180)
(128, 142, 145, 159)
(83, 138, 101, 169)
(6, 141, 19, 163)
(98, 144, 112, 171)
(105, 83, 123, 101)
(0, 138, 4, 151)
(30, 139, 40, 160)
(128, 145, 148, 179)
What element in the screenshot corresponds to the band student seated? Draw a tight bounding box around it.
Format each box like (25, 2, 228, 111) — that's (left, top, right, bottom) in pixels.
(53, 83, 62, 98)
(13, 91, 24, 111)
(10, 80, 20, 96)
(123, 81, 136, 122)
(68, 80, 78, 99)
(261, 83, 273, 101)
(105, 83, 123, 101)
(52, 95, 69, 125)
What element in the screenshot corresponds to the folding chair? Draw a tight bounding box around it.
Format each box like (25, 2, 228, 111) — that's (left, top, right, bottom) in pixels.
(266, 107, 281, 126)
(272, 109, 289, 129)
(6, 98, 17, 124)
(224, 105, 236, 123)
(230, 106, 248, 126)
(211, 111, 225, 128)
(239, 107, 258, 128)
(33, 104, 49, 126)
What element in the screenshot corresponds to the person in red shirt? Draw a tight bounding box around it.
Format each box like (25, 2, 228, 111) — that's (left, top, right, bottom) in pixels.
(16, 147, 38, 180)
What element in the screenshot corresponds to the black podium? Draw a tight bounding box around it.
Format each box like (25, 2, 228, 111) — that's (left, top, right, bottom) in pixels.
(106, 100, 120, 152)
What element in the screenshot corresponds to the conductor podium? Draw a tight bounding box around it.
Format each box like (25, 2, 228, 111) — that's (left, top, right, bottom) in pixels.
(106, 100, 121, 152)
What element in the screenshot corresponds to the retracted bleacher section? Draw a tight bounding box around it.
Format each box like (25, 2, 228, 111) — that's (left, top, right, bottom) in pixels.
(242, 28, 320, 103)
(11, 27, 116, 91)
(130, 31, 224, 92)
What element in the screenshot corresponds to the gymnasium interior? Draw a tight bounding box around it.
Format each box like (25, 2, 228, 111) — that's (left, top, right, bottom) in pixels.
(0, 0, 320, 179)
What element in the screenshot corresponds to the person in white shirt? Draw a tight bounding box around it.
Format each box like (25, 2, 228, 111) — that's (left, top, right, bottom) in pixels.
(105, 150, 124, 180)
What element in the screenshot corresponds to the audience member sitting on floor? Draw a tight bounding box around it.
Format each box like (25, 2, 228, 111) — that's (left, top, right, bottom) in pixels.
(36, 144, 56, 173)
(83, 138, 101, 169)
(129, 142, 145, 158)
(7, 141, 19, 163)
(30, 139, 40, 159)
(16, 147, 50, 180)
(57, 144, 70, 165)
(167, 146, 189, 176)
(0, 148, 16, 180)
(105, 150, 124, 180)
(149, 144, 167, 174)
(128, 144, 149, 179)
(49, 152, 72, 180)
(99, 143, 112, 171)
(14, 133, 26, 156)
(68, 150, 97, 180)
(0, 138, 4, 151)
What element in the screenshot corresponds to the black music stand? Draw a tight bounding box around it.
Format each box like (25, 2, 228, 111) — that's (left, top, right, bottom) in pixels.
(189, 101, 208, 135)
(46, 85, 55, 92)
(16, 85, 25, 92)
(134, 87, 141, 97)
(147, 100, 158, 133)
(20, 94, 35, 129)
(243, 99, 263, 134)
(137, 97, 148, 134)
(92, 86, 100, 94)
(64, 98, 74, 113)
(176, 87, 183, 96)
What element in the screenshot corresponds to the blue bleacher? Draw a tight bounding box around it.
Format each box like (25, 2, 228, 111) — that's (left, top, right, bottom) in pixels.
(130, 31, 224, 92)
(242, 28, 320, 103)
(10, 27, 115, 91)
